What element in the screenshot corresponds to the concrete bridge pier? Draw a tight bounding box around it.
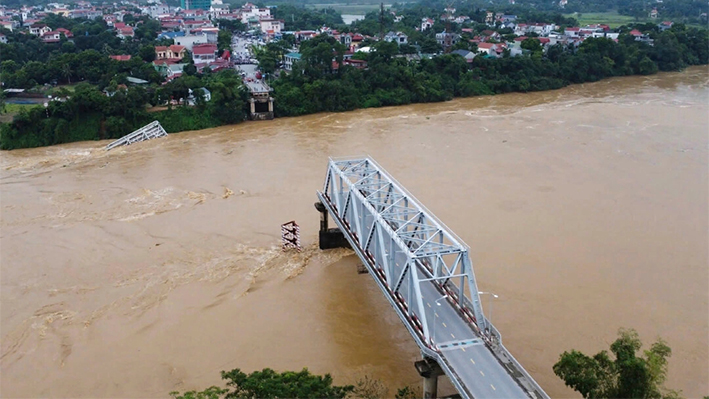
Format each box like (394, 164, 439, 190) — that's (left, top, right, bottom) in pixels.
(415, 358, 445, 399)
(314, 202, 351, 250)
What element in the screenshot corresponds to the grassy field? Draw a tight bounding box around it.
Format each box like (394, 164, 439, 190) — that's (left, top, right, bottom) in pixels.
(565, 12, 643, 28)
(305, 3, 387, 14)
(1, 103, 42, 123)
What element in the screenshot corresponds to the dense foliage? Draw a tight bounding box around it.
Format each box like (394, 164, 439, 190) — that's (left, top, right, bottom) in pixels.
(170, 368, 353, 399)
(0, 15, 166, 89)
(269, 24, 707, 118)
(0, 70, 249, 150)
(169, 367, 419, 399)
(272, 4, 344, 31)
(553, 328, 681, 399)
(414, 0, 708, 25)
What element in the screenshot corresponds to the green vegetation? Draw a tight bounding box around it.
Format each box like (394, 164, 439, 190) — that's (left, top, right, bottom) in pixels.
(565, 12, 641, 28)
(304, 4, 385, 15)
(554, 328, 682, 399)
(0, 70, 248, 150)
(170, 367, 418, 399)
(264, 24, 707, 118)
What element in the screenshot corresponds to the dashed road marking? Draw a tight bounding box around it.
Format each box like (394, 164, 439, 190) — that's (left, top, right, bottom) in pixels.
(427, 303, 431, 308)
(480, 370, 485, 376)
(435, 312, 439, 318)
(442, 322, 447, 328)
(490, 384, 496, 391)
(461, 347, 466, 352)
(470, 358, 475, 365)
(451, 333, 455, 338)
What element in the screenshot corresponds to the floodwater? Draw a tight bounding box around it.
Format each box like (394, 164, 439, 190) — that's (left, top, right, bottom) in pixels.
(1, 66, 707, 398)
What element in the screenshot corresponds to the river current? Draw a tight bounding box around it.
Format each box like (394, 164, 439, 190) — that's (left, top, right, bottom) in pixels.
(1, 67, 707, 398)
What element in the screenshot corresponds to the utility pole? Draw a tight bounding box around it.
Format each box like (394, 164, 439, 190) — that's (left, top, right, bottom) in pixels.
(379, 2, 384, 41)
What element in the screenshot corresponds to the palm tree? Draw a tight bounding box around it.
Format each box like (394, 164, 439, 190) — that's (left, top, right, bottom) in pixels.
(61, 63, 72, 84)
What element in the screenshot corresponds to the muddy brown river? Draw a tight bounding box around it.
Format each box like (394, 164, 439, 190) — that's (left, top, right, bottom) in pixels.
(1, 67, 707, 398)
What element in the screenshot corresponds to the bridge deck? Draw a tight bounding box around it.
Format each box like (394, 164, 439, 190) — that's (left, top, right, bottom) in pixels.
(317, 157, 548, 399)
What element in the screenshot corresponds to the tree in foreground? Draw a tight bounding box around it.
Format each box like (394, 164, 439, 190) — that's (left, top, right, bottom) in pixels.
(171, 368, 420, 399)
(171, 368, 353, 399)
(553, 328, 682, 399)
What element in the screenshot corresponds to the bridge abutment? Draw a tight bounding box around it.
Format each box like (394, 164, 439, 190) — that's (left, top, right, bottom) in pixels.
(314, 202, 351, 250)
(415, 358, 445, 399)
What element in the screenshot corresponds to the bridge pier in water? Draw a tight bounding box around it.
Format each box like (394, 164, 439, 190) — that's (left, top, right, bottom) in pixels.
(415, 358, 445, 399)
(314, 202, 350, 250)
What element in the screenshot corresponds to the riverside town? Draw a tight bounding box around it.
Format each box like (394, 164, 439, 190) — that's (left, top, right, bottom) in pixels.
(0, 0, 706, 149)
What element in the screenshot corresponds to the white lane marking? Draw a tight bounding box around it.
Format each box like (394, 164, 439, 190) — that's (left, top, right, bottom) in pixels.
(435, 312, 439, 318)
(470, 358, 475, 365)
(451, 333, 455, 339)
(442, 322, 447, 328)
(461, 347, 466, 352)
(480, 370, 485, 376)
(427, 302, 431, 308)
(490, 384, 496, 391)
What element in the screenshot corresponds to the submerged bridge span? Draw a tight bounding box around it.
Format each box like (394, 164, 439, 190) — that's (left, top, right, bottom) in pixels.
(315, 157, 549, 399)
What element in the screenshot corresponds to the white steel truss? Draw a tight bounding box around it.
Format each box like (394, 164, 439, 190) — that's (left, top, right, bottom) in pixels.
(317, 157, 489, 345)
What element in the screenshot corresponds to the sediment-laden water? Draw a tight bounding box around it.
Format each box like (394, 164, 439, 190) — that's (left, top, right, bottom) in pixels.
(1, 67, 707, 398)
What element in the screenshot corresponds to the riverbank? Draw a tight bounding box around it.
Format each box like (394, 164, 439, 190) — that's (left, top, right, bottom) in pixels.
(2, 23, 707, 151)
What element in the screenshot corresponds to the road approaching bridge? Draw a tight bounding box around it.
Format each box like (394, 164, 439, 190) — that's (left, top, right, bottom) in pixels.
(316, 157, 549, 399)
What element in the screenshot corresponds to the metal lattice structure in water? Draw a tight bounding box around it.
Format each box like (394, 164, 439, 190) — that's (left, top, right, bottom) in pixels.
(106, 121, 167, 151)
(319, 157, 487, 341)
(316, 157, 549, 399)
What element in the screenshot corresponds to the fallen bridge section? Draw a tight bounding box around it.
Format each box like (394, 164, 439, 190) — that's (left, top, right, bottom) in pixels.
(106, 121, 167, 151)
(316, 157, 549, 399)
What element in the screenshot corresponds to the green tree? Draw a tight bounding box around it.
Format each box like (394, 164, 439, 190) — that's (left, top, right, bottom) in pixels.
(170, 368, 354, 399)
(553, 328, 682, 399)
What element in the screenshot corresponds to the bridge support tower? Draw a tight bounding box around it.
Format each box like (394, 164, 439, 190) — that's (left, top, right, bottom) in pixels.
(415, 358, 445, 399)
(314, 202, 351, 250)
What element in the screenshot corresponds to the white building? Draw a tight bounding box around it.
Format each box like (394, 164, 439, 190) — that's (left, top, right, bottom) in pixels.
(173, 33, 208, 51)
(259, 18, 284, 34)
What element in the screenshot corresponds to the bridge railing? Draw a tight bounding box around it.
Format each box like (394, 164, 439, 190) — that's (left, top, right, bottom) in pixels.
(318, 156, 549, 399)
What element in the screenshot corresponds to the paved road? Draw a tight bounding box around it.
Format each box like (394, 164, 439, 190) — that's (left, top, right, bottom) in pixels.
(401, 269, 529, 398)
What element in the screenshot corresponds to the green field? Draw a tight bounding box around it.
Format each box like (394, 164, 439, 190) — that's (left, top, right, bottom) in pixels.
(305, 3, 388, 14)
(565, 12, 644, 28)
(1, 103, 42, 123)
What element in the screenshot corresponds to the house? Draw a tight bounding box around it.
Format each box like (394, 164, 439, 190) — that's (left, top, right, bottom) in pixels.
(1, 19, 18, 31)
(259, 18, 284, 35)
(191, 43, 217, 63)
(173, 33, 208, 51)
(29, 23, 51, 36)
(485, 11, 494, 25)
(436, 31, 460, 49)
(421, 17, 434, 31)
(564, 27, 580, 38)
(477, 42, 500, 56)
(384, 31, 408, 45)
(187, 87, 211, 105)
(41, 31, 63, 42)
(109, 54, 132, 61)
(454, 15, 470, 24)
(0, 33, 7, 44)
(649, 7, 658, 19)
(658, 21, 673, 31)
(451, 49, 476, 64)
(117, 26, 135, 39)
(284, 52, 301, 71)
(343, 58, 367, 69)
(56, 27, 72, 38)
(155, 44, 186, 60)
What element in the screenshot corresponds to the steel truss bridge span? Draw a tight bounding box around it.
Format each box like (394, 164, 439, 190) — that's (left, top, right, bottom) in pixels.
(316, 157, 549, 399)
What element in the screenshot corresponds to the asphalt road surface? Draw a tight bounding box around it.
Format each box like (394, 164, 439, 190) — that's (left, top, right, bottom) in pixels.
(403, 269, 529, 398)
